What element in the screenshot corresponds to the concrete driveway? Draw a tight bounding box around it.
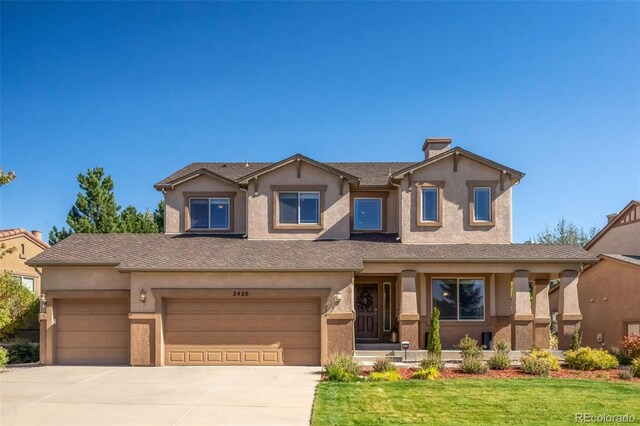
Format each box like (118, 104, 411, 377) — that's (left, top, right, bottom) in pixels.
(0, 365, 320, 426)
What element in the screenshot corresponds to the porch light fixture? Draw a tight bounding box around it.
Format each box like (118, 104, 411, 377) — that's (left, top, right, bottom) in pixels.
(39, 293, 47, 306)
(139, 289, 146, 305)
(334, 292, 343, 303)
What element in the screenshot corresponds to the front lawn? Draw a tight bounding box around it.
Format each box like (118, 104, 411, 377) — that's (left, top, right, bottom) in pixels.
(312, 379, 640, 425)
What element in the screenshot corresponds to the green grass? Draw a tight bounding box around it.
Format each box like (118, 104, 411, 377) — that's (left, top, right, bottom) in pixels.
(312, 379, 640, 425)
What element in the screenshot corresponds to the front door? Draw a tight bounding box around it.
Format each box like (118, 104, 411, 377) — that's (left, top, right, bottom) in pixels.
(355, 284, 378, 340)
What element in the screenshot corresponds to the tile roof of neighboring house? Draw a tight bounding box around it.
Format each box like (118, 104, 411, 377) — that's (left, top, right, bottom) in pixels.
(27, 234, 597, 271)
(599, 254, 640, 268)
(0, 228, 49, 250)
(155, 161, 416, 188)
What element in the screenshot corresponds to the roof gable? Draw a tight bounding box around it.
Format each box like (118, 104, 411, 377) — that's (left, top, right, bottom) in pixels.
(236, 154, 359, 184)
(0, 228, 49, 250)
(585, 200, 640, 250)
(391, 147, 525, 183)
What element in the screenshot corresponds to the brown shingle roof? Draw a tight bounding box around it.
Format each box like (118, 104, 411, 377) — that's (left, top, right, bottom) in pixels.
(27, 234, 596, 271)
(155, 161, 416, 188)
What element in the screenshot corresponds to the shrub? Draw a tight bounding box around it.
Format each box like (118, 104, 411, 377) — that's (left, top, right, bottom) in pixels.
(631, 358, 640, 378)
(569, 327, 582, 351)
(611, 350, 632, 366)
(564, 347, 619, 371)
(527, 348, 560, 371)
(620, 335, 640, 359)
(0, 347, 8, 367)
(427, 307, 441, 356)
(618, 366, 633, 380)
(549, 332, 558, 350)
(7, 340, 39, 364)
(419, 354, 443, 372)
(456, 335, 484, 360)
(369, 370, 401, 382)
(372, 358, 396, 373)
(520, 355, 552, 377)
(461, 357, 488, 374)
(413, 367, 440, 380)
(487, 340, 510, 370)
(0, 272, 39, 340)
(323, 354, 360, 382)
(487, 353, 510, 370)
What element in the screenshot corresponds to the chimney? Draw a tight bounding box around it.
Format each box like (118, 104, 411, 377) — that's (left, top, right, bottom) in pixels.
(606, 213, 618, 223)
(31, 230, 43, 241)
(422, 137, 452, 160)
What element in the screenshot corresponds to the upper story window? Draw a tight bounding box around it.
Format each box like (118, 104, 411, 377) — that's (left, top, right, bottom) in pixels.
(278, 192, 320, 225)
(473, 188, 491, 222)
(354, 198, 382, 231)
(416, 182, 444, 227)
(189, 197, 230, 230)
(467, 181, 497, 227)
(432, 278, 485, 321)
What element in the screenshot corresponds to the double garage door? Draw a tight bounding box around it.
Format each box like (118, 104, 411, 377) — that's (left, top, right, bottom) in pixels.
(54, 297, 320, 366)
(164, 298, 321, 366)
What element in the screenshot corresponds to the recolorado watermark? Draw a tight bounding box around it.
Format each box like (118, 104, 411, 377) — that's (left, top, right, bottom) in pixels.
(575, 413, 637, 423)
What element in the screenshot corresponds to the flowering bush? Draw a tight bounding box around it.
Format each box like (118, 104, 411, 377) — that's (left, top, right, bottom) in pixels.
(620, 335, 640, 358)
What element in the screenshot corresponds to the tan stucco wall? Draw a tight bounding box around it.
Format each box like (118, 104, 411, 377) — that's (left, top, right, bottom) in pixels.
(578, 259, 640, 350)
(399, 155, 513, 243)
(41, 266, 131, 292)
(130, 271, 353, 313)
(163, 175, 247, 234)
(588, 221, 640, 256)
(0, 235, 46, 294)
(246, 161, 350, 240)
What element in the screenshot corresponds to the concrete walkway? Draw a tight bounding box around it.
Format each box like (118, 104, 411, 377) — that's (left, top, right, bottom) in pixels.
(0, 365, 320, 426)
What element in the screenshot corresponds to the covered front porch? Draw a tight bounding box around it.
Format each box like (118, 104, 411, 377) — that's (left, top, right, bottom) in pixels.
(351, 262, 584, 354)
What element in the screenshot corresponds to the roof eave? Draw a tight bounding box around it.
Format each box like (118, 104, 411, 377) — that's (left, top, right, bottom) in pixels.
(237, 154, 359, 184)
(391, 147, 525, 182)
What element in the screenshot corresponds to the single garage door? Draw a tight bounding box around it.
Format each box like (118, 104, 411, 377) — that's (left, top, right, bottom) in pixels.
(164, 298, 320, 366)
(55, 299, 129, 365)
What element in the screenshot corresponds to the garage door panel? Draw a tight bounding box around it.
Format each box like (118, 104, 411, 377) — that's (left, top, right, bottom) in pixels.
(55, 299, 129, 365)
(165, 314, 320, 331)
(164, 298, 320, 366)
(166, 300, 319, 315)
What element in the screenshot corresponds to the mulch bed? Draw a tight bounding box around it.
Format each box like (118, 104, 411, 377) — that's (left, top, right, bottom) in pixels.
(328, 367, 640, 383)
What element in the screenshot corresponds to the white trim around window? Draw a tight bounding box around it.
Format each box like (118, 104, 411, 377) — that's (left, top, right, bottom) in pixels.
(416, 181, 444, 227)
(14, 275, 36, 293)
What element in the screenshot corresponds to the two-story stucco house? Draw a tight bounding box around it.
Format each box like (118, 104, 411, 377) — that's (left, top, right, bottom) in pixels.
(28, 138, 596, 366)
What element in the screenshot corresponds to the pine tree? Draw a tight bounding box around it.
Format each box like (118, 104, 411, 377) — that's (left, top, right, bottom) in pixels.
(119, 206, 159, 233)
(49, 168, 121, 244)
(427, 307, 442, 356)
(153, 200, 165, 233)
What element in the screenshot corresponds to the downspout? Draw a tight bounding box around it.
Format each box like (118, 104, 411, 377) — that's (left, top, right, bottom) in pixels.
(238, 186, 249, 238)
(391, 179, 403, 242)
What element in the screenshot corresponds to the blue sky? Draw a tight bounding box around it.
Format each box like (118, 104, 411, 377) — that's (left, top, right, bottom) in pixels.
(1, 1, 639, 243)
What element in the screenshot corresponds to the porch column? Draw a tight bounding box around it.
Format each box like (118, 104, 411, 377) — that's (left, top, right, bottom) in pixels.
(510, 270, 533, 350)
(532, 279, 551, 349)
(399, 270, 420, 350)
(558, 270, 582, 350)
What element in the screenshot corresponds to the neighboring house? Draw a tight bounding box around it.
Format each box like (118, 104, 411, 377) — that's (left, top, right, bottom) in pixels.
(0, 228, 49, 294)
(576, 201, 640, 350)
(28, 138, 596, 366)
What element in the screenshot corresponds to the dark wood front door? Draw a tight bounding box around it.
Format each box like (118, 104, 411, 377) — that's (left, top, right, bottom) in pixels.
(355, 284, 378, 340)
